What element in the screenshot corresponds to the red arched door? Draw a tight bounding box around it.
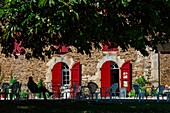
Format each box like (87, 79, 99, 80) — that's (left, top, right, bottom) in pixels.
(101, 61, 111, 96)
(120, 60, 131, 93)
(101, 61, 119, 96)
(51, 62, 62, 97)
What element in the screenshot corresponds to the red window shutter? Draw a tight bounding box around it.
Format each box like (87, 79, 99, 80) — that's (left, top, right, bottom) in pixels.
(51, 62, 62, 96)
(120, 60, 131, 93)
(101, 61, 111, 96)
(71, 62, 81, 86)
(61, 46, 69, 53)
(102, 41, 118, 51)
(54, 45, 69, 53)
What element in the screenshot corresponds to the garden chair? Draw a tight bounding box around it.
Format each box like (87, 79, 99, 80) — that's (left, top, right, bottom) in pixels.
(102, 86, 110, 99)
(79, 86, 89, 99)
(133, 83, 145, 102)
(26, 89, 44, 99)
(119, 88, 127, 98)
(0, 83, 10, 100)
(87, 82, 101, 101)
(110, 83, 118, 101)
(156, 85, 165, 102)
(9, 82, 22, 100)
(73, 83, 81, 99)
(60, 85, 71, 99)
(149, 85, 157, 98)
(70, 83, 80, 99)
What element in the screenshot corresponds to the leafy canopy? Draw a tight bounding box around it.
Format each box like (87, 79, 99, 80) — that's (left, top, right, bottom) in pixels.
(0, 0, 170, 60)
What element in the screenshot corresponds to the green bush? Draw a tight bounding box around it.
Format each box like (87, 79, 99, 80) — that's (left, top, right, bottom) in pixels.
(135, 75, 147, 88)
(9, 71, 17, 85)
(128, 89, 135, 97)
(36, 79, 43, 98)
(19, 91, 28, 98)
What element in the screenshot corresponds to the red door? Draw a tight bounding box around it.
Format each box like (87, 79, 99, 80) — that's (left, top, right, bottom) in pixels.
(101, 61, 111, 96)
(120, 60, 131, 93)
(70, 62, 81, 97)
(71, 62, 81, 86)
(51, 62, 62, 97)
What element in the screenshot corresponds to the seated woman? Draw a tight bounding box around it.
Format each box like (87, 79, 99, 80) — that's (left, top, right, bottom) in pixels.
(27, 76, 54, 100)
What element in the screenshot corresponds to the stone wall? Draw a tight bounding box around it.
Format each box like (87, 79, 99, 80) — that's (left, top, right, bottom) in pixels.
(0, 46, 169, 92)
(0, 54, 48, 91)
(160, 53, 170, 86)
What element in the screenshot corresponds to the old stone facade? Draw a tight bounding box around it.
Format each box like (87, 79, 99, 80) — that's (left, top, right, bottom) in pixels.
(160, 54, 170, 85)
(0, 46, 169, 92)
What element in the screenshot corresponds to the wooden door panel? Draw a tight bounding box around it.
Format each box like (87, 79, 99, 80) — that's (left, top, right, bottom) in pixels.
(101, 61, 111, 96)
(71, 62, 81, 86)
(120, 60, 131, 93)
(70, 62, 81, 98)
(51, 62, 62, 97)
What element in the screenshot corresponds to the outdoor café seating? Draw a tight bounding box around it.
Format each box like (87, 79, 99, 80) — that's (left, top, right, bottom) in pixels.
(119, 88, 127, 98)
(9, 82, 22, 100)
(156, 85, 165, 102)
(133, 83, 145, 102)
(166, 87, 170, 102)
(110, 83, 118, 101)
(0, 82, 22, 100)
(74, 82, 101, 101)
(87, 82, 102, 100)
(0, 83, 10, 100)
(79, 85, 88, 99)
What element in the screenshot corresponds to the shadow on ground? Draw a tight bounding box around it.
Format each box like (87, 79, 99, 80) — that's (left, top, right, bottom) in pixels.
(0, 99, 169, 113)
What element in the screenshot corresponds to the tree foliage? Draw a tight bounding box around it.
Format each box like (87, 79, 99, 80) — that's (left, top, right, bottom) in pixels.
(0, 0, 170, 59)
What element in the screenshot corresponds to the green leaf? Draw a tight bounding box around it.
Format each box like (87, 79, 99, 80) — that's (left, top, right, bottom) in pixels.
(0, 9, 5, 18)
(80, 31, 83, 35)
(82, 0, 87, 4)
(74, 11, 79, 20)
(21, 4, 25, 12)
(121, 0, 129, 7)
(38, 0, 47, 7)
(62, 11, 65, 17)
(49, 0, 55, 5)
(72, 0, 78, 4)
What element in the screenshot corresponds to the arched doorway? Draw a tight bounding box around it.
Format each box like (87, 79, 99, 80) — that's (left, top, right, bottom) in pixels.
(51, 61, 81, 98)
(101, 61, 119, 96)
(51, 62, 70, 98)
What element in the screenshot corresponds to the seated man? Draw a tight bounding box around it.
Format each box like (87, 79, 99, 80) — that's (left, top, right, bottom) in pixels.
(27, 76, 54, 100)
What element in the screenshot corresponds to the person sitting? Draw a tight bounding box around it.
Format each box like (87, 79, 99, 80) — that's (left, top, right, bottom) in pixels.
(27, 76, 54, 100)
